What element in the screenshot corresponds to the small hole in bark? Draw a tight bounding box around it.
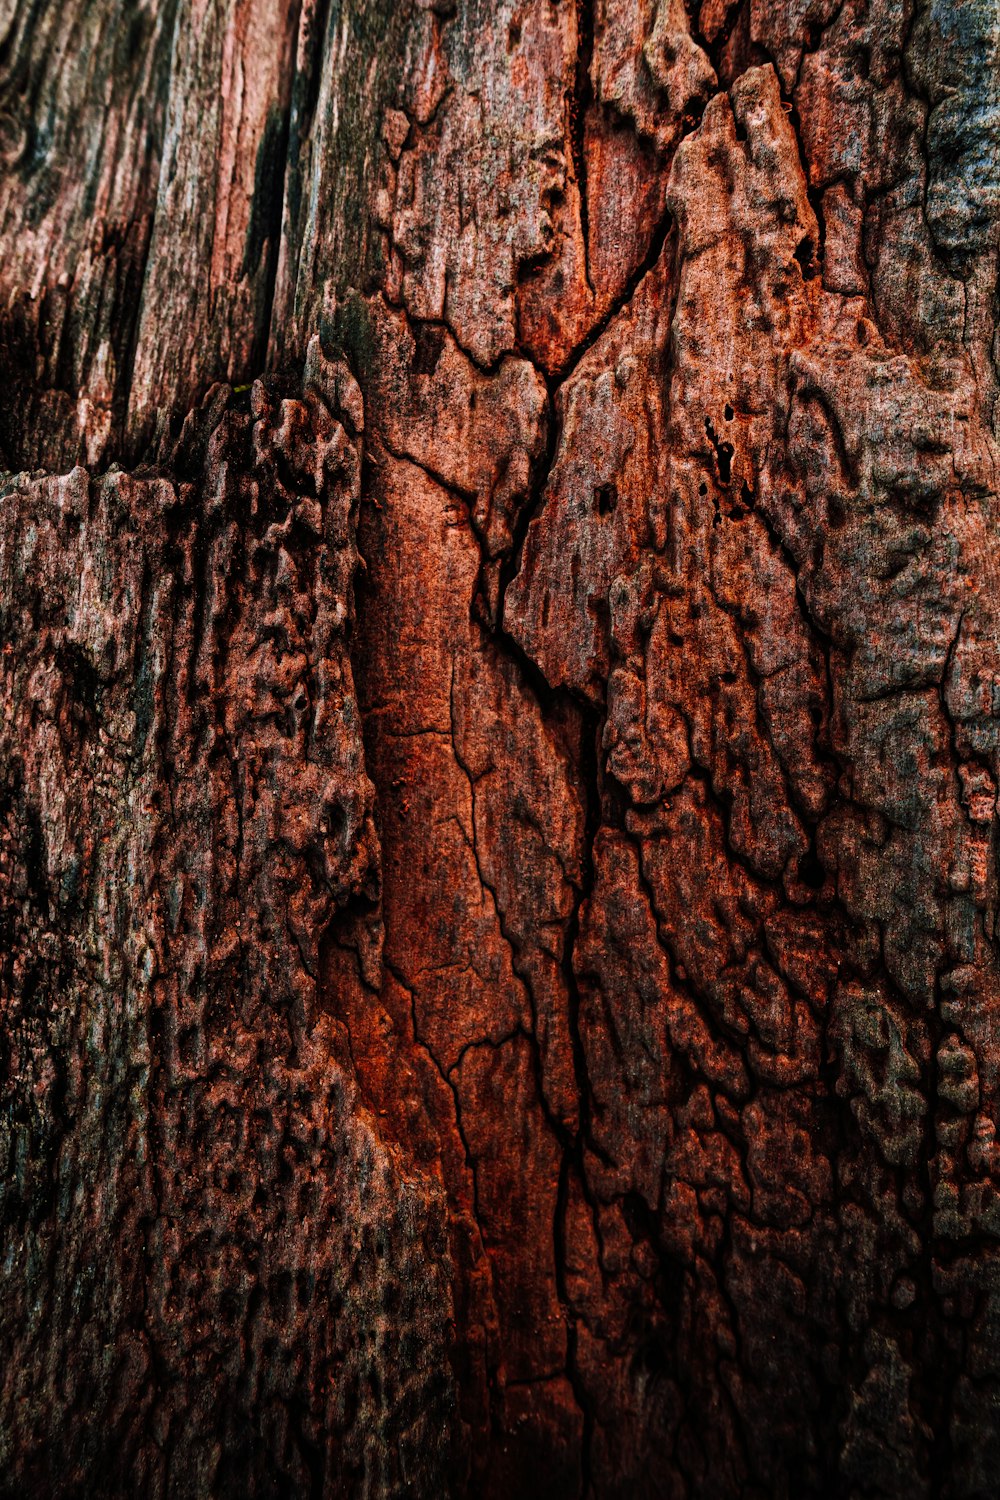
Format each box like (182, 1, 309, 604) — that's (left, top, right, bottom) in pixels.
(670, 633, 685, 646)
(322, 805, 346, 844)
(60, 642, 101, 721)
(124, 9, 151, 64)
(720, 670, 737, 684)
(508, 17, 521, 48)
(794, 236, 818, 279)
(704, 417, 734, 483)
(698, 481, 708, 495)
(856, 319, 870, 344)
(798, 844, 825, 890)
(413, 322, 445, 375)
(636, 1332, 671, 1377)
(220, 1289, 242, 1324)
(724, 403, 734, 420)
(516, 249, 551, 286)
(595, 482, 617, 516)
(382, 1281, 400, 1314)
(179, 1026, 200, 1066)
(680, 101, 707, 137)
(809, 702, 823, 727)
(895, 484, 936, 520)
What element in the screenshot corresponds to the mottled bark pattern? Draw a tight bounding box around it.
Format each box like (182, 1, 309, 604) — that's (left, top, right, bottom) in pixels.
(2, 0, 999, 1496)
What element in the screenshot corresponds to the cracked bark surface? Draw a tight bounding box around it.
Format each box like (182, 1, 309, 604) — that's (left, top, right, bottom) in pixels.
(3, 0, 1000, 1495)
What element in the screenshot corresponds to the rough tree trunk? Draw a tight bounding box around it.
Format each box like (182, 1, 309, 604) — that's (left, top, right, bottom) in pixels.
(2, 0, 999, 1495)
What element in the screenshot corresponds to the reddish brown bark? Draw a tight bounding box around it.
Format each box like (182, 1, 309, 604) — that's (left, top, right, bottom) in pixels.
(3, 0, 1000, 1496)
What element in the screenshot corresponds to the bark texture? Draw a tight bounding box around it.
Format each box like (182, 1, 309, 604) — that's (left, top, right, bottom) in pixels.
(2, 1, 1000, 1496)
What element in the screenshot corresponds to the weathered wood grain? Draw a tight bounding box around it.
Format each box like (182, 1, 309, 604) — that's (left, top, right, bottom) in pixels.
(3, 0, 1000, 1495)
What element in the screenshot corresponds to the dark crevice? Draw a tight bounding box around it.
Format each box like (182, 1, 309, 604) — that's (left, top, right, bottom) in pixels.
(555, 698, 604, 1500)
(377, 434, 477, 509)
(494, 211, 676, 653)
(554, 209, 674, 388)
(269, 0, 333, 361)
(495, 373, 558, 641)
(554, 1153, 597, 1499)
(782, 92, 827, 276)
(246, 93, 296, 376)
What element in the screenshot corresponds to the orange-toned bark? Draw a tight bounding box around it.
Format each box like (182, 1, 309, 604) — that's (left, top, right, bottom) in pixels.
(3, 1, 1000, 1495)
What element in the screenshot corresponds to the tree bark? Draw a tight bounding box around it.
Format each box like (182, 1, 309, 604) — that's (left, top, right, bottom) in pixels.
(2, 1, 1000, 1496)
